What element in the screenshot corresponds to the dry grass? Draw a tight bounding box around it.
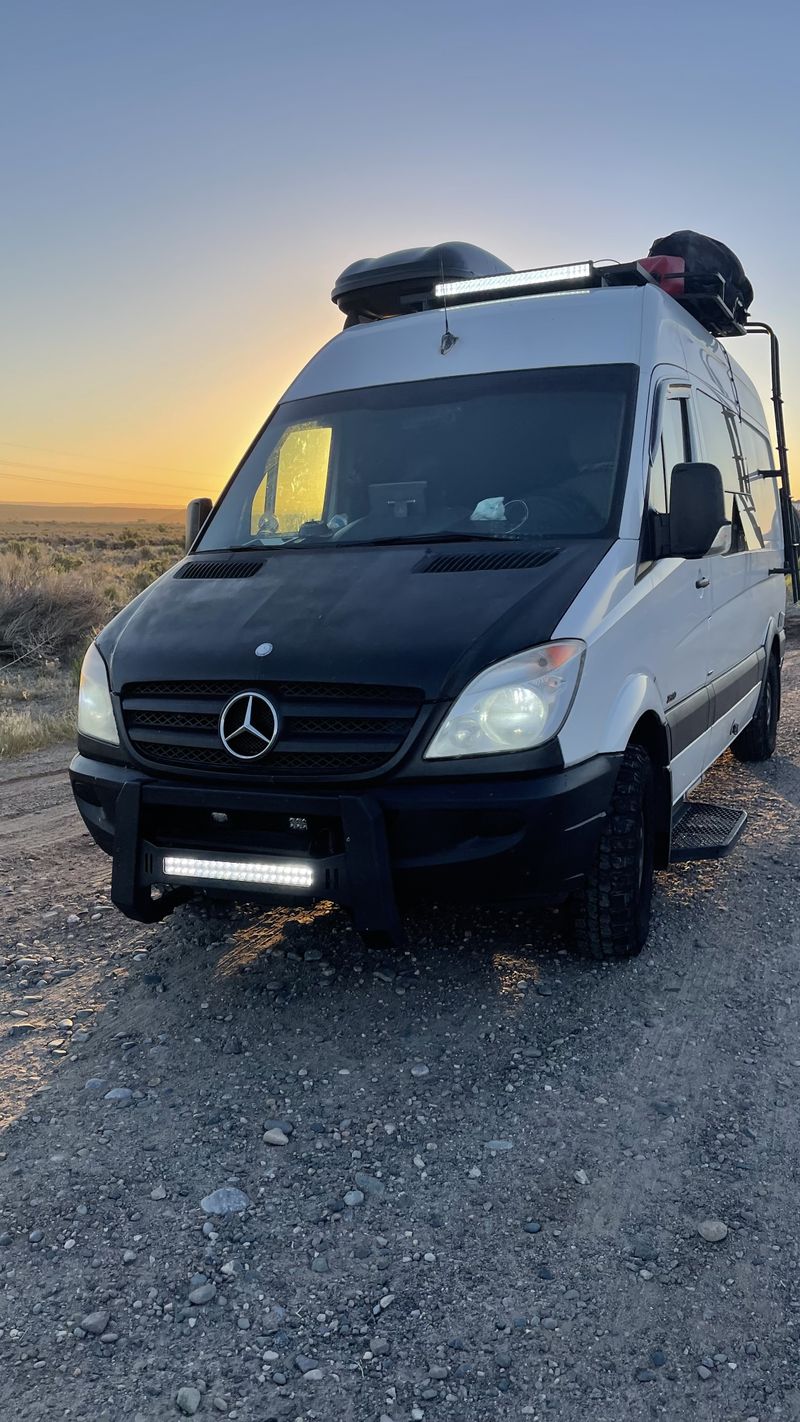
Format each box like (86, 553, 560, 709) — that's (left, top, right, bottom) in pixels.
(0, 518, 183, 757)
(0, 521, 182, 663)
(0, 704, 76, 758)
(0, 551, 108, 662)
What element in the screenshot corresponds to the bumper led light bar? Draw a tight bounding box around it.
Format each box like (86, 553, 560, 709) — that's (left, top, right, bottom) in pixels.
(162, 854, 315, 890)
(435, 262, 593, 301)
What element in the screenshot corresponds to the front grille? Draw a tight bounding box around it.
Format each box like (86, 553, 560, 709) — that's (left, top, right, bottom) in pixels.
(120, 679, 423, 780)
(136, 742, 389, 774)
(127, 679, 412, 702)
(130, 709, 219, 730)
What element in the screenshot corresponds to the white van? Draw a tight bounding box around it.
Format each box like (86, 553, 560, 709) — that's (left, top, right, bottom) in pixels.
(72, 240, 795, 961)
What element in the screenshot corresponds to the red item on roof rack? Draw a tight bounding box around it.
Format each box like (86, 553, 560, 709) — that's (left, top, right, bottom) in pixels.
(639, 254, 685, 297)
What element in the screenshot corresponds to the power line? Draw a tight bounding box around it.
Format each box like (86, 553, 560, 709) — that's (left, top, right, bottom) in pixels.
(0, 439, 213, 480)
(0, 461, 214, 500)
(0, 506, 184, 517)
(0, 471, 201, 500)
(0, 457, 209, 495)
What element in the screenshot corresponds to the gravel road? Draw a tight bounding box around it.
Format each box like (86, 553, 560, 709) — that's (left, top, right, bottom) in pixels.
(2, 628, 800, 1422)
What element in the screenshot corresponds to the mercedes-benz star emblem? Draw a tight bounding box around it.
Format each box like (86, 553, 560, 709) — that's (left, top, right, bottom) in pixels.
(219, 691, 279, 761)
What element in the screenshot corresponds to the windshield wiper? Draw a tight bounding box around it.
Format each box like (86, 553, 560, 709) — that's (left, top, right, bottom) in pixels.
(353, 530, 522, 547)
(214, 530, 525, 552)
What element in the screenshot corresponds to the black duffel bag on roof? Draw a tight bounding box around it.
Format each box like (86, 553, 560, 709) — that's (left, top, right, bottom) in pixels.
(648, 230, 753, 318)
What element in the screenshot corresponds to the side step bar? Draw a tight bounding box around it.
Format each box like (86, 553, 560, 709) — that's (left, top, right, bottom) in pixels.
(670, 800, 748, 863)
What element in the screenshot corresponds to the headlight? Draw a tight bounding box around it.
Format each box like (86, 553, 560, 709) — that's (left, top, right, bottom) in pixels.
(424, 641, 585, 759)
(77, 642, 119, 745)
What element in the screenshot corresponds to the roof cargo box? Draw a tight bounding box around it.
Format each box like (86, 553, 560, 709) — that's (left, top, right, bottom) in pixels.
(332, 242, 512, 323)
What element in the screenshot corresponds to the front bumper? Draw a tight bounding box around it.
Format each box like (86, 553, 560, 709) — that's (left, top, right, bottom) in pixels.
(70, 752, 622, 939)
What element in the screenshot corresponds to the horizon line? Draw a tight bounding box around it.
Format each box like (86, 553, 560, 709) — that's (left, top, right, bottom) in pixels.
(0, 499, 185, 510)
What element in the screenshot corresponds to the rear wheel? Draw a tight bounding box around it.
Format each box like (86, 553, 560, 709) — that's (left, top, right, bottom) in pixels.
(568, 744, 655, 961)
(731, 654, 780, 762)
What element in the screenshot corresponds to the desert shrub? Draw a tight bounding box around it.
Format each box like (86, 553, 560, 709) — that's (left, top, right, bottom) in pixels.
(0, 519, 183, 675)
(131, 559, 169, 594)
(0, 552, 107, 661)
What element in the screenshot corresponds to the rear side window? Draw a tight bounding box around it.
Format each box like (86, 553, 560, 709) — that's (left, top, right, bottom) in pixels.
(740, 422, 781, 550)
(695, 392, 760, 552)
(696, 393, 741, 513)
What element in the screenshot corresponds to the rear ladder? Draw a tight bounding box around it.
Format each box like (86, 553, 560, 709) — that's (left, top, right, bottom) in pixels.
(744, 320, 799, 602)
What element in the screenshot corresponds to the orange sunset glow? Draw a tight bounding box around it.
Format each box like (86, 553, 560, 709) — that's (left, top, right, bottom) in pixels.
(2, 3, 798, 515)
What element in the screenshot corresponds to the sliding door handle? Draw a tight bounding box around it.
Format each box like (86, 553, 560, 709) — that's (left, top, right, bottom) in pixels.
(695, 575, 710, 589)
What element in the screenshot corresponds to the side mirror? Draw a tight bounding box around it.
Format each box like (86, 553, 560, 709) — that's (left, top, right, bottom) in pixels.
(185, 497, 213, 552)
(668, 463, 727, 559)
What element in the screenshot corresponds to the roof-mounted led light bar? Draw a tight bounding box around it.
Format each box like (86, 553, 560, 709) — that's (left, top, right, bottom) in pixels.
(435, 262, 594, 302)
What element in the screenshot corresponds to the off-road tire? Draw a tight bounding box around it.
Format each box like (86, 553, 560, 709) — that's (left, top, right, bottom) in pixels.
(568, 744, 655, 961)
(731, 654, 780, 762)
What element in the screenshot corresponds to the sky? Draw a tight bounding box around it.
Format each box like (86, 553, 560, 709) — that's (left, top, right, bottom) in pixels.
(1, 0, 799, 510)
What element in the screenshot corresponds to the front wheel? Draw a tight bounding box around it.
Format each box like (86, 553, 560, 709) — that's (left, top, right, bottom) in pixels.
(568, 744, 655, 961)
(730, 654, 780, 762)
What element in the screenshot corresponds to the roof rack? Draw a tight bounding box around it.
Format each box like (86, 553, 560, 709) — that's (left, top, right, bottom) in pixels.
(332, 244, 748, 338)
(670, 273, 747, 338)
(434, 259, 748, 337)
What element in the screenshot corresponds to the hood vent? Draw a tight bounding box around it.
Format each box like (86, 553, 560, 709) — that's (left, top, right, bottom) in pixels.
(175, 559, 262, 580)
(420, 547, 561, 574)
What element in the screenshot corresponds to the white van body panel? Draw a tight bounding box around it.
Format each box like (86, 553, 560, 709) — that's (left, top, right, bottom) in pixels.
(688, 373, 782, 707)
(287, 285, 672, 403)
(283, 276, 785, 805)
(548, 293, 784, 799)
(555, 541, 713, 798)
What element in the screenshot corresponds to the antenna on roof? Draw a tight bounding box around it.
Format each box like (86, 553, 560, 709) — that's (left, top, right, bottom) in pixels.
(439, 256, 458, 356)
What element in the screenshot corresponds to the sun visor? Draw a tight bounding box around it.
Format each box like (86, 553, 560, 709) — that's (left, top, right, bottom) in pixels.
(331, 242, 512, 323)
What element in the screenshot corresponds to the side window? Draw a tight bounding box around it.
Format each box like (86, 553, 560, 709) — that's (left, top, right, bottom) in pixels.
(696, 393, 741, 513)
(642, 392, 689, 565)
(648, 394, 689, 516)
(695, 393, 751, 552)
(250, 424, 333, 536)
(660, 397, 689, 507)
(740, 422, 781, 551)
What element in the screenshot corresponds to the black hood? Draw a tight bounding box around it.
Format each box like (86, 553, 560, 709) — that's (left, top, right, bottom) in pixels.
(100, 541, 612, 701)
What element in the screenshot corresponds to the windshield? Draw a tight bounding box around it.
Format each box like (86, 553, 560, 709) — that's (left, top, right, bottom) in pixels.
(197, 365, 637, 551)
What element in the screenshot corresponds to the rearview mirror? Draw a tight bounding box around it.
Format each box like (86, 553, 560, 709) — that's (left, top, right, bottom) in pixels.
(668, 463, 727, 559)
(185, 497, 213, 552)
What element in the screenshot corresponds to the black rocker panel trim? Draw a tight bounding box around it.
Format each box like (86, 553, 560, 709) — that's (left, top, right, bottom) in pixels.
(666, 648, 767, 759)
(666, 686, 711, 758)
(710, 649, 764, 723)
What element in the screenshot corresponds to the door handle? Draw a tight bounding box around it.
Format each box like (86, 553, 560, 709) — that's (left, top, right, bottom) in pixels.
(695, 576, 710, 589)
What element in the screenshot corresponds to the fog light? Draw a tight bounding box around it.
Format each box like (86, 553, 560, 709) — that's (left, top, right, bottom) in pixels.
(162, 854, 314, 890)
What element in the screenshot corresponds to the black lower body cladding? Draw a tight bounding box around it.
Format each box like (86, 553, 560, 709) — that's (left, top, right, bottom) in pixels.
(70, 753, 622, 941)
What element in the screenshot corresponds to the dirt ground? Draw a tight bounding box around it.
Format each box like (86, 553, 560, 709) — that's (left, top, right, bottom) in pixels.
(2, 633, 800, 1421)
